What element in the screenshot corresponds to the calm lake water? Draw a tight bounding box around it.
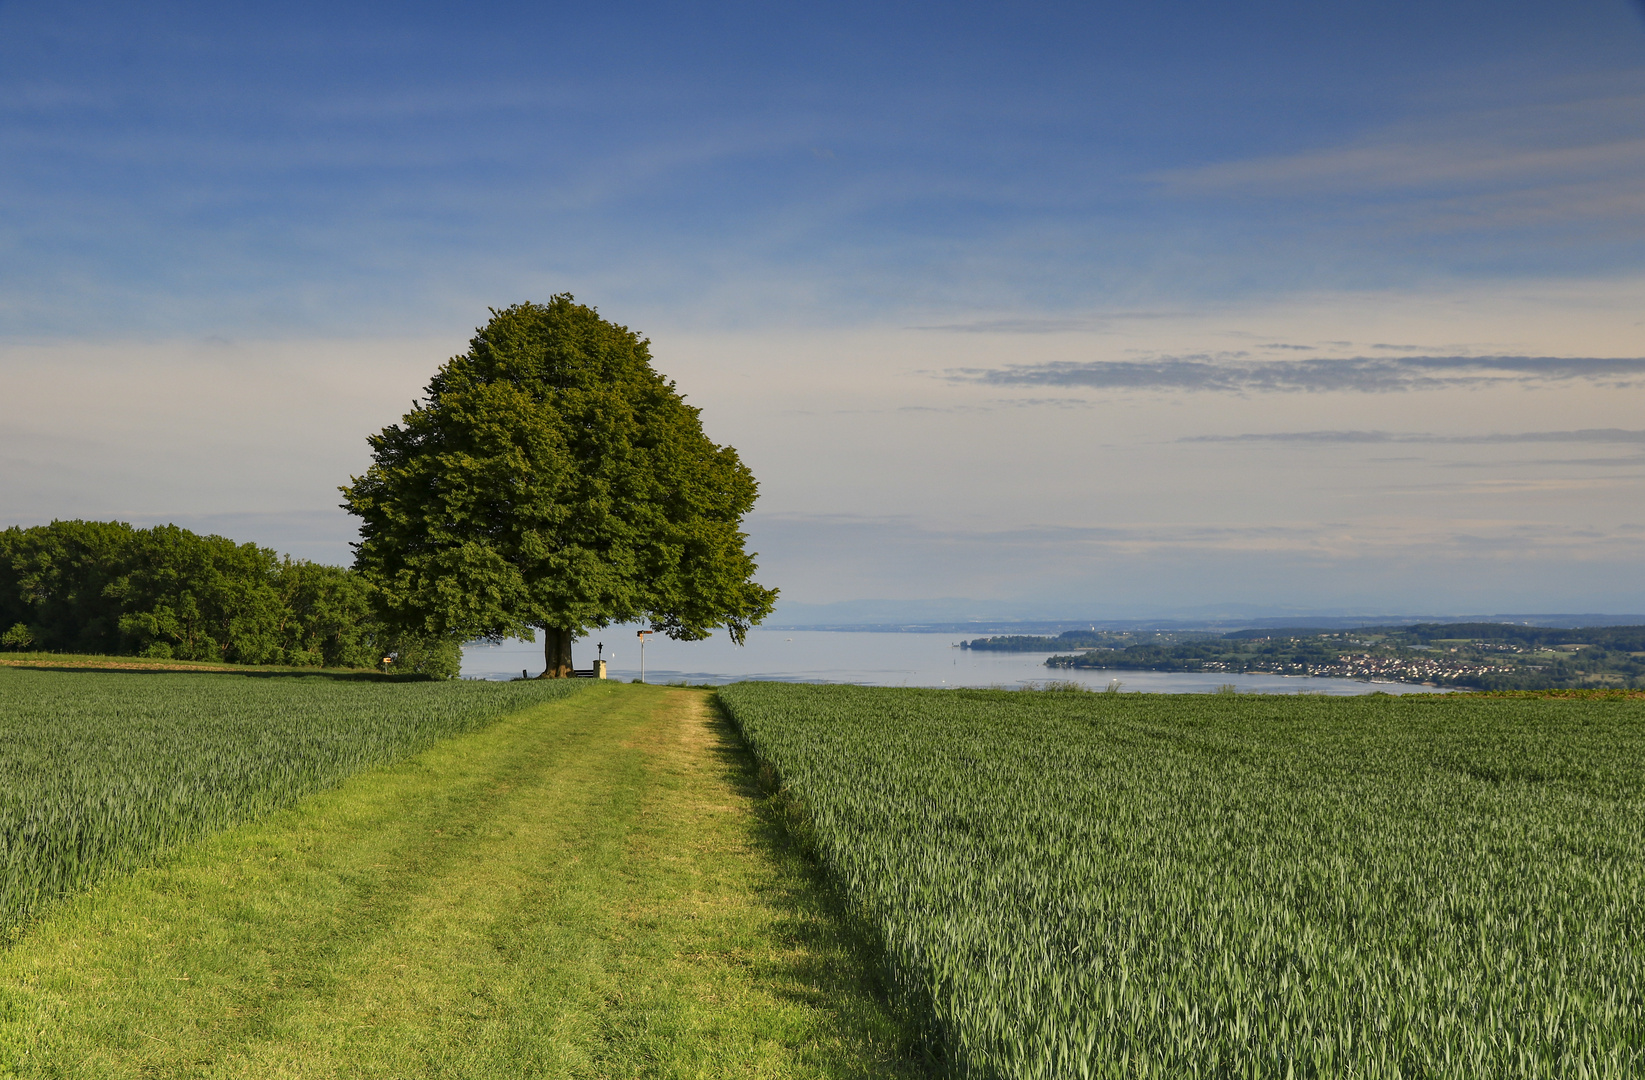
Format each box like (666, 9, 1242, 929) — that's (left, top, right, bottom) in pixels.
(461, 629, 1448, 695)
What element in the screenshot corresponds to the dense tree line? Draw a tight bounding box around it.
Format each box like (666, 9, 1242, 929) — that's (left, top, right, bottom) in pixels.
(1047, 638, 1344, 672)
(1398, 622, 1645, 651)
(0, 520, 459, 676)
(961, 631, 1155, 651)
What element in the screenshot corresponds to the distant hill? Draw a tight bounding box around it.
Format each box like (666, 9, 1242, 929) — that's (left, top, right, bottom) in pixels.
(1002, 622, 1645, 690)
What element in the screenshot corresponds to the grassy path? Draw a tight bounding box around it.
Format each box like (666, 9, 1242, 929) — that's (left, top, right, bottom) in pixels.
(0, 684, 919, 1078)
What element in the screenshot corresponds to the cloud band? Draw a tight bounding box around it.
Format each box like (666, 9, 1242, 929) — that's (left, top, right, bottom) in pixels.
(946, 354, 1645, 393)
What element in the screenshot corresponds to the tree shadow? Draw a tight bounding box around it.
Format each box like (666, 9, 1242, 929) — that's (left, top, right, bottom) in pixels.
(0, 660, 423, 682)
(696, 694, 939, 1078)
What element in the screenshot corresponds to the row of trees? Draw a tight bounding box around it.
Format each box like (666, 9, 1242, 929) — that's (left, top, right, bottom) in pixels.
(0, 520, 459, 676)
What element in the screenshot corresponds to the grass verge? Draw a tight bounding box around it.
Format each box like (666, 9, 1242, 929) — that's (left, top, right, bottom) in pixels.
(0, 683, 920, 1078)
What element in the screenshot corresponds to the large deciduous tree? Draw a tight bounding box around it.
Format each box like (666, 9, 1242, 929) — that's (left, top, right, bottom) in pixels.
(340, 297, 778, 677)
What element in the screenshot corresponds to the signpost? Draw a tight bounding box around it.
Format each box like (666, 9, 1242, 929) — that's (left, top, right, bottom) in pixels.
(636, 629, 653, 683)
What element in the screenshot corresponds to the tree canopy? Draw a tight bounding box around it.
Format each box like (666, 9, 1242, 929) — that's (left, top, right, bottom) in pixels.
(340, 296, 777, 676)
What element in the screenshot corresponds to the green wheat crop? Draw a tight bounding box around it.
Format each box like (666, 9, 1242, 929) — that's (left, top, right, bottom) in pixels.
(718, 683, 1645, 1078)
(0, 668, 584, 936)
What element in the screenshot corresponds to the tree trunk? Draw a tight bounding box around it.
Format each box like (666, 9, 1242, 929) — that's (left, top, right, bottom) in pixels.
(541, 627, 574, 678)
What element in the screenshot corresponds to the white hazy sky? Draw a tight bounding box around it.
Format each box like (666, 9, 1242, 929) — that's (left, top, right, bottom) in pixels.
(4, 1, 1645, 619)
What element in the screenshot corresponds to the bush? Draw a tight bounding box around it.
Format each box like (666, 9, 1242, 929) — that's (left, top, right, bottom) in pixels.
(386, 635, 463, 680)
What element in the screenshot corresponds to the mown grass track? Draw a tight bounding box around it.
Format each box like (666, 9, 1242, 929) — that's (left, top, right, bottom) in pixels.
(0, 684, 918, 1078)
(718, 683, 1645, 1078)
(0, 667, 585, 935)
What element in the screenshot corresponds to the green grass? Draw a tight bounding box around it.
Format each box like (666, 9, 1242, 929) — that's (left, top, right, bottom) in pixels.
(0, 666, 586, 936)
(718, 683, 1645, 1078)
(0, 681, 919, 1078)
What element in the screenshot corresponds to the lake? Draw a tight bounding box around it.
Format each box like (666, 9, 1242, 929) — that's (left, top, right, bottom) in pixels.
(460, 629, 1449, 695)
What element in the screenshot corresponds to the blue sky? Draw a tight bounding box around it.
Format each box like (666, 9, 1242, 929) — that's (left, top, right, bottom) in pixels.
(8, 0, 1644, 335)
(4, 1, 1645, 619)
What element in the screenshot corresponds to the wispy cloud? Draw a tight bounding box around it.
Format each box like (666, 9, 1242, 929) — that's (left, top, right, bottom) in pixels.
(1163, 128, 1645, 201)
(947, 355, 1645, 393)
(753, 510, 1645, 560)
(1440, 455, 1645, 470)
(1181, 428, 1645, 445)
(894, 397, 1096, 413)
(910, 316, 1099, 334)
(909, 313, 1179, 334)
(1155, 77, 1645, 238)
(1160, 81, 1645, 194)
